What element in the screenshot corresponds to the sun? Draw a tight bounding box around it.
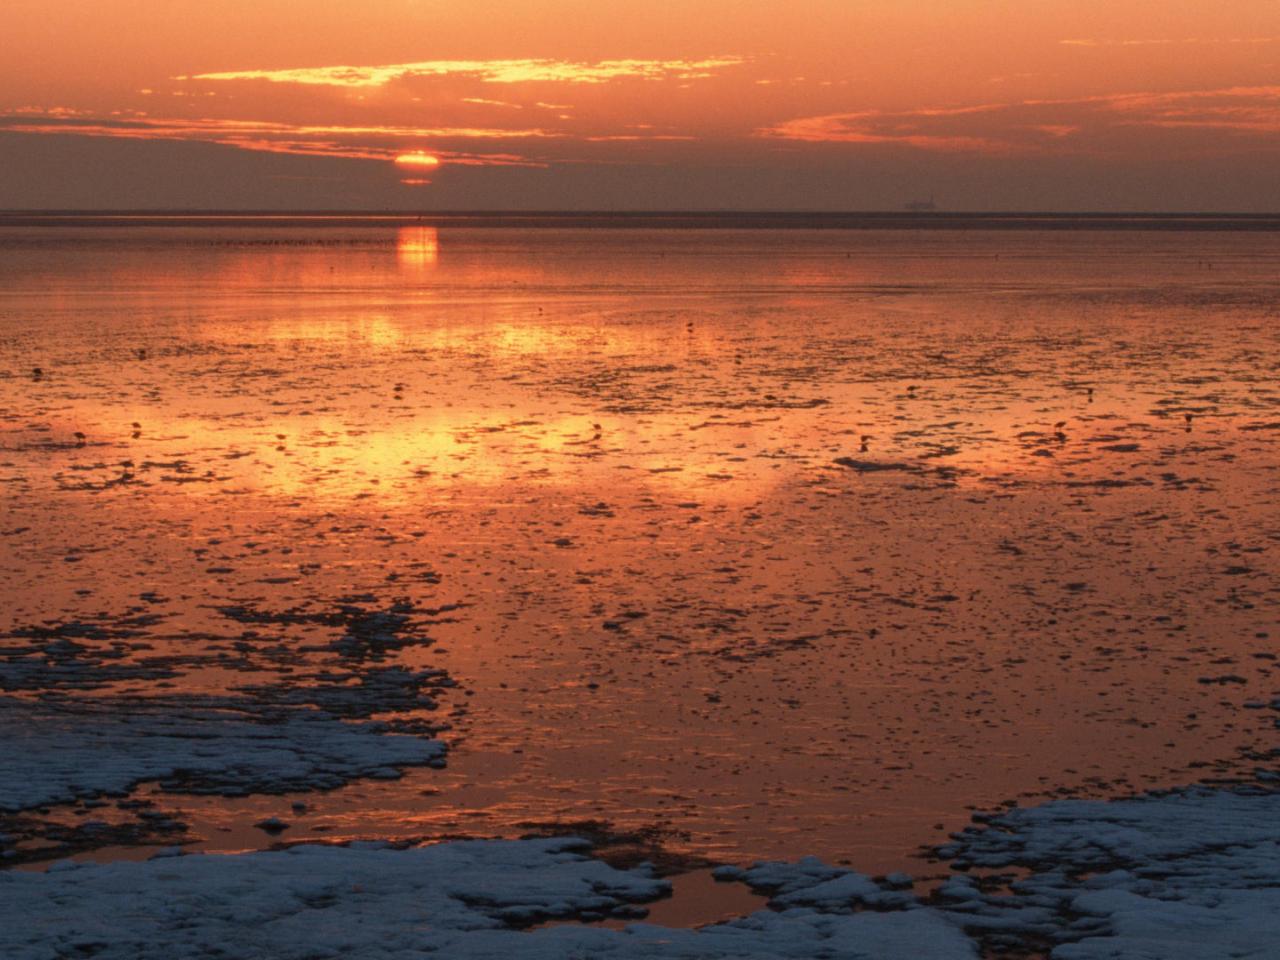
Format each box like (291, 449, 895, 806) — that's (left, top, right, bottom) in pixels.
(394, 152, 441, 170)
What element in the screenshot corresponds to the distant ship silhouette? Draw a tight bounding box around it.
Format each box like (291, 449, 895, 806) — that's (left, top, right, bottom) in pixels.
(904, 195, 937, 212)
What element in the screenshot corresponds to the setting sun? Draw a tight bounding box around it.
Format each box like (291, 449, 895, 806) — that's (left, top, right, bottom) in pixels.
(394, 152, 442, 170)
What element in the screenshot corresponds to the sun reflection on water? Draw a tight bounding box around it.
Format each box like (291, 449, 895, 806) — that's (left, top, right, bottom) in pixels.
(396, 226, 439, 269)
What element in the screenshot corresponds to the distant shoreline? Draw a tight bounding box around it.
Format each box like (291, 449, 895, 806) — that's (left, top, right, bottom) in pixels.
(4, 211, 1280, 231)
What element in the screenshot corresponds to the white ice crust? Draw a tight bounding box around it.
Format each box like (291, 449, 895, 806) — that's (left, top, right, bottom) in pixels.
(0, 698, 444, 812)
(0, 838, 976, 960)
(4, 781, 1280, 957)
(936, 785, 1280, 959)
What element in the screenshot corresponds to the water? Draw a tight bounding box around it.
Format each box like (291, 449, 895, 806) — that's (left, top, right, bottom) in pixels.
(2, 219, 1278, 875)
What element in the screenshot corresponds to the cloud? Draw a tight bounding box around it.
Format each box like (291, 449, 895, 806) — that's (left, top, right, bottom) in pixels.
(460, 98, 523, 109)
(1060, 37, 1279, 48)
(758, 85, 1280, 154)
(582, 134, 696, 142)
(181, 57, 745, 89)
(1034, 124, 1080, 138)
(0, 114, 551, 166)
(758, 103, 1035, 154)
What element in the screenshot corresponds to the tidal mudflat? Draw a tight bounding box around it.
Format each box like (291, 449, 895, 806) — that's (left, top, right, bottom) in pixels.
(1, 218, 1277, 957)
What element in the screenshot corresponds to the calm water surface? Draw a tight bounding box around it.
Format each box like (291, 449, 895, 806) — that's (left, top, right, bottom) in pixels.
(2, 223, 1278, 873)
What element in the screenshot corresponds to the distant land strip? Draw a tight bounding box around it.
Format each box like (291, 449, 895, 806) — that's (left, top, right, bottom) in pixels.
(5, 211, 1280, 231)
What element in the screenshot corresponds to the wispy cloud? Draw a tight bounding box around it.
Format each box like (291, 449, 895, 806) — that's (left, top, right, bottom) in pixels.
(758, 85, 1280, 153)
(0, 114, 551, 166)
(1099, 85, 1280, 133)
(582, 134, 697, 142)
(460, 97, 523, 109)
(181, 57, 745, 88)
(758, 104, 1034, 154)
(1061, 37, 1279, 48)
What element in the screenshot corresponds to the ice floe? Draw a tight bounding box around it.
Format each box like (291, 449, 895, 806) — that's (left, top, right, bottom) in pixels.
(0, 602, 455, 817)
(7, 783, 1276, 957)
(0, 837, 976, 960)
(935, 784, 1280, 958)
(0, 697, 444, 812)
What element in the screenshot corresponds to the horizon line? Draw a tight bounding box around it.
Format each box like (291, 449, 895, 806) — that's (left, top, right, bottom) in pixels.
(5, 208, 1280, 217)
(5, 209, 1280, 232)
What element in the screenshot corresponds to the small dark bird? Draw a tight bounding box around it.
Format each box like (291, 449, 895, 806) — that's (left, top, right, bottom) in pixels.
(1054, 421, 1067, 430)
(131, 422, 142, 439)
(1184, 413, 1193, 432)
(906, 384, 917, 394)
(73, 431, 86, 447)
(860, 434, 872, 452)
(135, 348, 147, 360)
(32, 367, 43, 380)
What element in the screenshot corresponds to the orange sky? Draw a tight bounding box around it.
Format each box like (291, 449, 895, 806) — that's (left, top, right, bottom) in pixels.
(2, 1, 1279, 209)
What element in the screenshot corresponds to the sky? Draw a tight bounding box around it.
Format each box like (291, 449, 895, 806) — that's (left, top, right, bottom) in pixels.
(3, 0, 1279, 210)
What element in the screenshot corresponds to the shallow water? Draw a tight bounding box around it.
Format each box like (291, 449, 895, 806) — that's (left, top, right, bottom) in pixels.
(2, 221, 1278, 876)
